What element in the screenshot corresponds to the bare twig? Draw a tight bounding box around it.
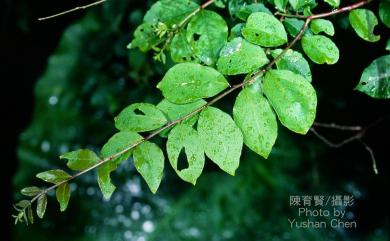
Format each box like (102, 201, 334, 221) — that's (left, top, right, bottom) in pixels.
(38, 0, 107, 21)
(313, 122, 362, 131)
(24, 0, 372, 209)
(359, 140, 378, 174)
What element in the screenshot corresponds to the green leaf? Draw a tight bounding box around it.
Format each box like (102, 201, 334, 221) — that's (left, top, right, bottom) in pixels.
(133, 141, 165, 193)
(115, 103, 167, 132)
(288, 0, 316, 11)
(355, 55, 390, 99)
(15, 200, 30, 209)
(379, 0, 390, 28)
(236, 3, 272, 21)
(217, 37, 269, 75)
(98, 131, 143, 199)
(36, 170, 71, 184)
(157, 63, 229, 104)
(27, 206, 34, 224)
(36, 194, 47, 219)
(198, 107, 243, 175)
(271, 49, 312, 82)
(144, 0, 199, 26)
(186, 10, 228, 66)
(301, 35, 339, 64)
(310, 19, 335, 36)
(170, 29, 196, 63)
(60, 149, 100, 171)
(275, 0, 288, 12)
(157, 98, 206, 130)
(229, 23, 244, 40)
(167, 124, 205, 185)
(127, 23, 161, 52)
(242, 12, 288, 47)
(56, 182, 71, 212)
(323, 0, 340, 8)
(233, 87, 278, 158)
(228, 0, 245, 17)
(21, 186, 42, 197)
(283, 18, 308, 37)
(349, 9, 380, 42)
(263, 70, 317, 134)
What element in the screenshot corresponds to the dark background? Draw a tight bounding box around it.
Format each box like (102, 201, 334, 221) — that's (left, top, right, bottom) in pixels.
(2, 0, 389, 240)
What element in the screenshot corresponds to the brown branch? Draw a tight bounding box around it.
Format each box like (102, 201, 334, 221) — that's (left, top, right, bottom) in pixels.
(38, 0, 107, 21)
(24, 0, 371, 210)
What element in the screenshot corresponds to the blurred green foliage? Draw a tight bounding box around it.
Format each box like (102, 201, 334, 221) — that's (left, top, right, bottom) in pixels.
(13, 1, 388, 241)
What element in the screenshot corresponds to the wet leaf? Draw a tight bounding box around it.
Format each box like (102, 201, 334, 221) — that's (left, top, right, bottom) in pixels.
(186, 10, 228, 66)
(263, 70, 317, 134)
(167, 124, 205, 185)
(242, 12, 288, 47)
(349, 9, 380, 42)
(21, 186, 42, 197)
(217, 37, 269, 75)
(355, 55, 390, 99)
(157, 63, 229, 104)
(56, 182, 71, 212)
(170, 29, 196, 63)
(283, 18, 309, 37)
(133, 141, 165, 193)
(127, 23, 162, 51)
(233, 87, 277, 158)
(98, 132, 143, 199)
(271, 49, 312, 82)
(198, 107, 243, 175)
(61, 149, 100, 171)
(310, 19, 335, 36)
(301, 35, 339, 64)
(115, 103, 167, 132)
(236, 3, 272, 20)
(36, 170, 71, 184)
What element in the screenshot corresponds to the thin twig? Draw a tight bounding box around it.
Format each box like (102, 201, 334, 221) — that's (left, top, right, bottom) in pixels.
(26, 0, 371, 208)
(313, 122, 362, 131)
(359, 140, 378, 175)
(38, 0, 107, 21)
(310, 128, 364, 148)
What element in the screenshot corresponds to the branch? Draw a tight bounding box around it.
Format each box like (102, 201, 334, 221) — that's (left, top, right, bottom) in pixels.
(22, 0, 371, 214)
(313, 122, 362, 131)
(38, 0, 107, 21)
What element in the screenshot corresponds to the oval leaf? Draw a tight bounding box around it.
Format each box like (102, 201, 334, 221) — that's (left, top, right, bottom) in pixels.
(157, 63, 229, 104)
(242, 12, 288, 47)
(167, 124, 205, 185)
(198, 107, 243, 175)
(56, 182, 71, 212)
(115, 103, 167, 132)
(133, 141, 165, 193)
(349, 9, 380, 42)
(263, 70, 317, 134)
(36, 194, 47, 219)
(217, 37, 269, 75)
(355, 55, 390, 99)
(233, 87, 278, 158)
(61, 149, 100, 171)
(36, 170, 71, 184)
(98, 131, 143, 199)
(21, 186, 42, 197)
(301, 35, 339, 64)
(271, 49, 312, 82)
(186, 10, 228, 66)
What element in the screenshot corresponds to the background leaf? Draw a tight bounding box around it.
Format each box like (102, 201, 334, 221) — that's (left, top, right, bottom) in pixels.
(379, 0, 390, 28)
(157, 63, 229, 104)
(198, 107, 243, 176)
(263, 70, 317, 134)
(233, 87, 278, 158)
(167, 124, 205, 185)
